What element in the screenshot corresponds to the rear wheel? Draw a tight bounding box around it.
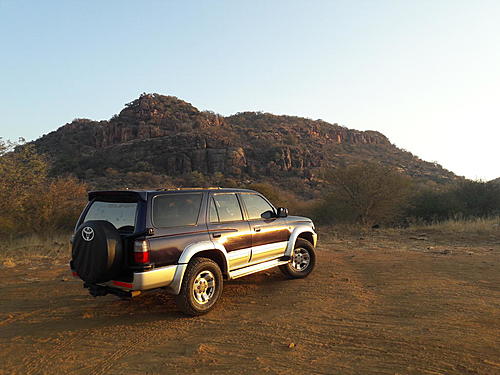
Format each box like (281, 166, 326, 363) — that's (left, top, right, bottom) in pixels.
(175, 257, 223, 316)
(279, 238, 316, 279)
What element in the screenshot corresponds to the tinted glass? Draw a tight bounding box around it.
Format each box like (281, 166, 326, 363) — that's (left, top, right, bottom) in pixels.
(213, 194, 243, 222)
(209, 197, 219, 222)
(84, 201, 137, 229)
(241, 194, 274, 220)
(153, 193, 202, 227)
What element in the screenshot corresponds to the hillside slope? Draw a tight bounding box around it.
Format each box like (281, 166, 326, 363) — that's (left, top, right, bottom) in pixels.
(32, 93, 457, 192)
(489, 177, 500, 185)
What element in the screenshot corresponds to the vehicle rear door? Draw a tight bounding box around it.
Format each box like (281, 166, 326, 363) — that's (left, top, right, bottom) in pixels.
(148, 192, 209, 267)
(207, 192, 252, 270)
(239, 193, 291, 265)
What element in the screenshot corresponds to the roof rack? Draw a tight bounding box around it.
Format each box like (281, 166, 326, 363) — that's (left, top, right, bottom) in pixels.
(157, 187, 222, 191)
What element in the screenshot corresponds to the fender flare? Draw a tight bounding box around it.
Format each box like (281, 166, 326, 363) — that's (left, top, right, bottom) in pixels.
(178, 240, 230, 269)
(166, 241, 229, 295)
(284, 225, 317, 257)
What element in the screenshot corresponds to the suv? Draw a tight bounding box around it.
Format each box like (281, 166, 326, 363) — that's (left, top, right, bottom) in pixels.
(70, 188, 317, 315)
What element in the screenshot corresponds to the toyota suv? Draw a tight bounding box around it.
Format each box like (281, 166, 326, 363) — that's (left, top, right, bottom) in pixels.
(70, 188, 317, 315)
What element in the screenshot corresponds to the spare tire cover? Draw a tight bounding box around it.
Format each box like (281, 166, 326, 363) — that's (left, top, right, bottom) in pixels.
(72, 220, 124, 283)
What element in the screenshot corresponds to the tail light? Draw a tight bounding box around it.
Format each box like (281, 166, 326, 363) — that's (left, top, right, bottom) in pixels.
(134, 240, 150, 264)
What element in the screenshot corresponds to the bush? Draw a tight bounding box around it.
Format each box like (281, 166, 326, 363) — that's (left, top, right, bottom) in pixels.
(0, 139, 87, 237)
(22, 177, 87, 235)
(408, 180, 500, 222)
(316, 162, 412, 226)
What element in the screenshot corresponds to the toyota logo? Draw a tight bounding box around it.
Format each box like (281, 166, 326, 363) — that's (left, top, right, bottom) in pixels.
(82, 227, 94, 241)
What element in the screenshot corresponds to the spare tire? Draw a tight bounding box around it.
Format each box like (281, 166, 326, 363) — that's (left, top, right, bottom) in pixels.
(72, 220, 124, 283)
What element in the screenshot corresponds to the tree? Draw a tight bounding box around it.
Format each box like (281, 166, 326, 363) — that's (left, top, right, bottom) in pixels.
(0, 139, 87, 237)
(453, 180, 500, 218)
(408, 180, 500, 222)
(320, 162, 412, 226)
(0, 139, 49, 234)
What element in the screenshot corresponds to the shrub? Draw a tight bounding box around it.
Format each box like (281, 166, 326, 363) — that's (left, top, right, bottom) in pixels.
(408, 180, 500, 222)
(23, 177, 87, 235)
(316, 162, 412, 226)
(0, 139, 87, 237)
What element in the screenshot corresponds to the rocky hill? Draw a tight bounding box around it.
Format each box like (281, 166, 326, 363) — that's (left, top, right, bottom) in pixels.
(32, 93, 458, 194)
(489, 177, 500, 185)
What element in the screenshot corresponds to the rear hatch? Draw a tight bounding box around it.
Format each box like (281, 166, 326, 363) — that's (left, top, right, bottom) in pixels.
(71, 191, 148, 283)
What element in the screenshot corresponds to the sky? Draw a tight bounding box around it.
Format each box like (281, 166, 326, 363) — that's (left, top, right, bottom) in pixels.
(1, 0, 499, 180)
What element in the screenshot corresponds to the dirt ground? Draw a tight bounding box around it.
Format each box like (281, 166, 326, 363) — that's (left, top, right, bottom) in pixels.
(1, 228, 499, 375)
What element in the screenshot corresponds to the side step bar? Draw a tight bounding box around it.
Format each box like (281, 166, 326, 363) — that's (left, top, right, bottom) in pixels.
(229, 258, 289, 280)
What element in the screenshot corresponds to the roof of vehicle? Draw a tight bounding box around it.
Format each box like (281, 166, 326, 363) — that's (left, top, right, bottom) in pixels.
(88, 188, 257, 201)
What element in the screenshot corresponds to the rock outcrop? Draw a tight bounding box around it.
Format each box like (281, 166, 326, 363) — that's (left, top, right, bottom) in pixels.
(32, 93, 457, 187)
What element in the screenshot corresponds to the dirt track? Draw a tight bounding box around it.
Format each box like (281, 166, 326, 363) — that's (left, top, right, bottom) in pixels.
(1, 230, 499, 375)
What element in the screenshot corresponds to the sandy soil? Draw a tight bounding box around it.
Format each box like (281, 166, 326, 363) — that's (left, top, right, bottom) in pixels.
(1, 229, 499, 375)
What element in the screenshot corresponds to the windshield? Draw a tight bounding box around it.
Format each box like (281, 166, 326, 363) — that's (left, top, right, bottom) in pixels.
(83, 201, 138, 230)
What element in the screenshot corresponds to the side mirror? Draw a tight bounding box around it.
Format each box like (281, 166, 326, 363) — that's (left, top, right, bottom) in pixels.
(261, 210, 275, 219)
(277, 207, 288, 218)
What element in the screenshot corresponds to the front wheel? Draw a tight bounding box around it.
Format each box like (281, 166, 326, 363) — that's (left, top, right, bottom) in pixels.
(175, 257, 223, 316)
(279, 238, 316, 279)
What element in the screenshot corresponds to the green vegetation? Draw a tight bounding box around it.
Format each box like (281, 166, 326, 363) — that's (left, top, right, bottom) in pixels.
(409, 180, 500, 222)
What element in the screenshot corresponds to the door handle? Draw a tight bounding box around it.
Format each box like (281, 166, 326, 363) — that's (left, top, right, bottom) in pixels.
(254, 227, 261, 232)
(212, 232, 221, 238)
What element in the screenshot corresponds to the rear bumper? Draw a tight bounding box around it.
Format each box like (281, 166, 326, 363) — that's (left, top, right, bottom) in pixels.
(72, 264, 184, 294)
(132, 264, 177, 290)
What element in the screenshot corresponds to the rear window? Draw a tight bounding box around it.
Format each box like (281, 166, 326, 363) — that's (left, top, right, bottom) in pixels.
(153, 193, 202, 227)
(84, 201, 138, 230)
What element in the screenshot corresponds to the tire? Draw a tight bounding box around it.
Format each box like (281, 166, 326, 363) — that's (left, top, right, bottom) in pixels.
(279, 238, 316, 279)
(175, 257, 223, 316)
(71, 220, 124, 283)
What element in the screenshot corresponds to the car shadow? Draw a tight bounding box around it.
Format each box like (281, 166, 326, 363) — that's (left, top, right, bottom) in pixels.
(0, 268, 293, 340)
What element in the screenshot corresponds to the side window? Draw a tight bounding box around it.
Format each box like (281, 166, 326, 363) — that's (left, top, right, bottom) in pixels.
(241, 194, 274, 220)
(212, 194, 243, 222)
(209, 197, 219, 223)
(153, 193, 202, 227)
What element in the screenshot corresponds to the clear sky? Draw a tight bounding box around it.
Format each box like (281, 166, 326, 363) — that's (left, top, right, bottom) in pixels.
(1, 0, 499, 180)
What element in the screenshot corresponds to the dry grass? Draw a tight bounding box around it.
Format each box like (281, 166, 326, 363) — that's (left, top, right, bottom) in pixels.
(1, 217, 499, 266)
(410, 216, 500, 234)
(0, 232, 71, 266)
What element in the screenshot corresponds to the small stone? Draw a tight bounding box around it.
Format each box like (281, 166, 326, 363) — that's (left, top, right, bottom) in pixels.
(288, 342, 296, 349)
(2, 259, 15, 268)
